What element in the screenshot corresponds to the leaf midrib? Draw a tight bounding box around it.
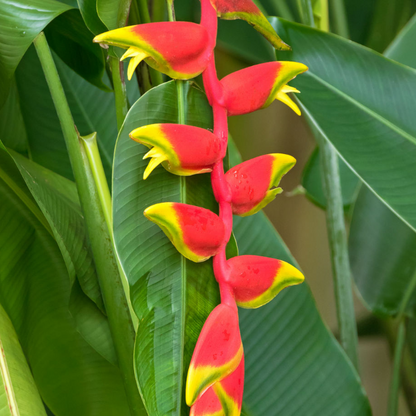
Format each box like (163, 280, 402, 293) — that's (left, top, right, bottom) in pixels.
(306, 71, 416, 146)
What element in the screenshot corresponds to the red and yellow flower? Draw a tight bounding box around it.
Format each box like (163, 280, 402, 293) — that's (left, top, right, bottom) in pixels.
(226, 255, 304, 308)
(190, 357, 244, 416)
(225, 154, 296, 216)
(210, 0, 289, 50)
(220, 61, 308, 116)
(186, 304, 243, 406)
(93, 22, 214, 80)
(144, 203, 225, 263)
(130, 124, 223, 179)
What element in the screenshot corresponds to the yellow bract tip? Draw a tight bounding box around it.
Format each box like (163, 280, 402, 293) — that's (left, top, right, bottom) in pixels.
(276, 91, 301, 116)
(127, 50, 149, 80)
(143, 155, 167, 179)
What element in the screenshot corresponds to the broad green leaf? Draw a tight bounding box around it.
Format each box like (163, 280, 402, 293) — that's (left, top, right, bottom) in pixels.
(45, 10, 108, 90)
(15, 45, 135, 181)
(113, 81, 219, 416)
(349, 14, 416, 318)
(349, 187, 416, 317)
(0, 304, 47, 416)
(0, 154, 131, 416)
(97, 0, 131, 29)
(0, 0, 72, 106)
(0, 79, 28, 154)
(2, 146, 104, 312)
(385, 13, 416, 69)
(302, 146, 359, 209)
(272, 18, 416, 233)
(77, 0, 107, 34)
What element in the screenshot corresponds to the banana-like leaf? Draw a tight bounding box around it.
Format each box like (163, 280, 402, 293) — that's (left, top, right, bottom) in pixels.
(0, 145, 104, 312)
(349, 14, 416, 317)
(113, 80, 370, 416)
(0, 0, 72, 106)
(272, 18, 416, 234)
(0, 154, 131, 415)
(97, 0, 131, 29)
(0, 304, 47, 416)
(113, 80, 219, 416)
(228, 145, 371, 416)
(301, 146, 359, 209)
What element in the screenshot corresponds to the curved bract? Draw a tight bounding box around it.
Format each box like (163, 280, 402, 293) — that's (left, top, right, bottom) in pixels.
(93, 23, 214, 80)
(190, 357, 244, 416)
(144, 202, 225, 263)
(210, 0, 290, 50)
(225, 153, 296, 216)
(130, 124, 223, 179)
(227, 255, 304, 308)
(186, 304, 243, 406)
(220, 61, 308, 116)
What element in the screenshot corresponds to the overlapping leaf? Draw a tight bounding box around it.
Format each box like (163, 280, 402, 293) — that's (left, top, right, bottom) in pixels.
(272, 18, 416, 234)
(0, 304, 47, 416)
(0, 153, 130, 416)
(349, 14, 416, 317)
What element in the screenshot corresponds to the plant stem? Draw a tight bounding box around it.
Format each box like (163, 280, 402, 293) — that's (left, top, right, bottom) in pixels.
(297, 0, 359, 370)
(297, 0, 315, 27)
(319, 134, 359, 369)
(388, 320, 406, 416)
(329, 0, 349, 38)
(269, 0, 294, 21)
(110, 56, 129, 130)
(34, 32, 145, 416)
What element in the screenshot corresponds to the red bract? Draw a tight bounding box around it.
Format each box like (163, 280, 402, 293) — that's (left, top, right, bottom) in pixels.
(210, 0, 290, 50)
(227, 256, 304, 308)
(190, 357, 244, 416)
(144, 203, 225, 263)
(93, 23, 214, 80)
(225, 154, 296, 216)
(186, 304, 243, 406)
(220, 61, 308, 116)
(130, 124, 223, 179)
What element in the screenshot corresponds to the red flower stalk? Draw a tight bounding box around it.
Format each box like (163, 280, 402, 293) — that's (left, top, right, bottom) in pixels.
(95, 0, 307, 413)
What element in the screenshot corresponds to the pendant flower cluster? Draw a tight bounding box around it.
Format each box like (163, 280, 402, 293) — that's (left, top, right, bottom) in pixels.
(95, 0, 306, 414)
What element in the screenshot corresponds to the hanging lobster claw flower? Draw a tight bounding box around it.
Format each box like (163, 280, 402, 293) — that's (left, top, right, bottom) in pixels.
(186, 304, 243, 406)
(210, 0, 290, 51)
(130, 124, 223, 179)
(220, 61, 308, 116)
(93, 23, 214, 80)
(144, 203, 225, 263)
(225, 154, 296, 216)
(190, 357, 244, 416)
(227, 255, 304, 308)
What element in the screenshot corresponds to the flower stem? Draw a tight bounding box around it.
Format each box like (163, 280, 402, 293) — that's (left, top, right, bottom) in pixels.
(34, 32, 145, 416)
(318, 132, 359, 369)
(109, 56, 129, 130)
(297, 0, 359, 370)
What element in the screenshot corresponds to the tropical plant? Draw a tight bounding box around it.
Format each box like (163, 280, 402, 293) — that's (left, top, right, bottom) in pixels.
(0, 0, 416, 415)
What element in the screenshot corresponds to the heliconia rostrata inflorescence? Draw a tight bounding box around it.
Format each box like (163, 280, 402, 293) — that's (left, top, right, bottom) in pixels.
(94, 0, 307, 413)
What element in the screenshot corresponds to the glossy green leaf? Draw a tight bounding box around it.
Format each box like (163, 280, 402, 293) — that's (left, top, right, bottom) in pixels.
(45, 10, 108, 90)
(113, 81, 219, 416)
(2, 146, 104, 312)
(228, 149, 371, 416)
(273, 18, 416, 233)
(77, 0, 107, 34)
(0, 304, 47, 416)
(0, 0, 72, 106)
(97, 0, 131, 30)
(349, 187, 416, 317)
(302, 146, 359, 209)
(0, 153, 131, 416)
(349, 15, 416, 318)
